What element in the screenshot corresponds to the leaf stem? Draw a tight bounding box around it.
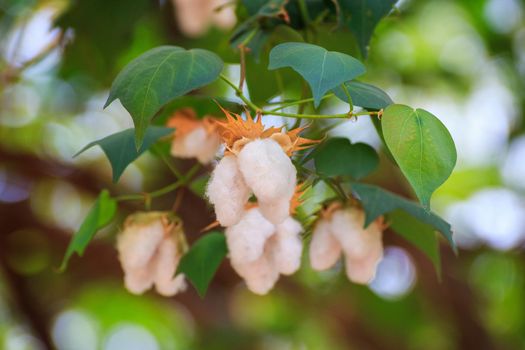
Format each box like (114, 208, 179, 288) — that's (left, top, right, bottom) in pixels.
(269, 94, 334, 112)
(341, 83, 354, 112)
(219, 74, 261, 112)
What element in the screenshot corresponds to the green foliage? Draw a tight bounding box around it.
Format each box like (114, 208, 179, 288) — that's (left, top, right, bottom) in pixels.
(104, 46, 224, 148)
(381, 104, 457, 209)
(338, 0, 397, 57)
(60, 190, 117, 271)
(333, 81, 393, 110)
(352, 183, 455, 251)
(268, 42, 366, 107)
(314, 138, 379, 179)
(177, 232, 228, 297)
(75, 126, 173, 183)
(388, 210, 441, 277)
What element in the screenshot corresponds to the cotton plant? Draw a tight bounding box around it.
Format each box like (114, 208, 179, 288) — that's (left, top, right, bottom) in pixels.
(61, 1, 458, 300)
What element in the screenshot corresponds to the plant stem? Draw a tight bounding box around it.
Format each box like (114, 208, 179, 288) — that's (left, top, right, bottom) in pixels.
(341, 83, 354, 112)
(219, 74, 261, 111)
(269, 94, 334, 112)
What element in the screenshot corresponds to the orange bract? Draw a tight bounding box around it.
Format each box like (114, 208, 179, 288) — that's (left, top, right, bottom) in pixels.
(215, 106, 319, 155)
(290, 184, 307, 215)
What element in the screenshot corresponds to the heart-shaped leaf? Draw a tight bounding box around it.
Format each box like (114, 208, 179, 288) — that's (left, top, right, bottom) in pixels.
(104, 46, 223, 148)
(388, 210, 441, 277)
(177, 232, 227, 298)
(60, 190, 117, 271)
(339, 0, 397, 57)
(381, 104, 457, 209)
(268, 42, 366, 107)
(314, 138, 378, 180)
(333, 81, 393, 110)
(352, 182, 456, 252)
(75, 126, 173, 183)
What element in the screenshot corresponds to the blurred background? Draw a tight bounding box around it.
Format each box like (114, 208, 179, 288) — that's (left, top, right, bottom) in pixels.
(0, 0, 524, 349)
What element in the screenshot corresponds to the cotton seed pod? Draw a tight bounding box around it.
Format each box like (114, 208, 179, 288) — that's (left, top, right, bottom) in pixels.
(206, 155, 251, 226)
(237, 138, 296, 222)
(344, 241, 383, 284)
(116, 212, 187, 296)
(309, 219, 342, 271)
(153, 236, 188, 296)
(330, 208, 379, 261)
(167, 109, 221, 164)
(269, 217, 303, 275)
(225, 208, 275, 264)
(172, 0, 236, 37)
(231, 248, 280, 295)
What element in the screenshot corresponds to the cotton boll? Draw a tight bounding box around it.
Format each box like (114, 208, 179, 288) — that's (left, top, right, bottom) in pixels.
(117, 220, 165, 270)
(211, 0, 236, 30)
(309, 219, 342, 270)
(270, 217, 303, 275)
(225, 208, 275, 264)
(237, 138, 296, 204)
(344, 243, 383, 284)
(172, 0, 211, 37)
(231, 250, 280, 295)
(195, 130, 221, 164)
(330, 208, 377, 260)
(123, 261, 156, 295)
(206, 155, 251, 226)
(154, 236, 186, 296)
(258, 197, 292, 225)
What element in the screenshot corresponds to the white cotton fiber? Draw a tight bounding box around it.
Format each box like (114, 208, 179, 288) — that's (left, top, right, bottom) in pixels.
(123, 261, 156, 295)
(309, 219, 342, 271)
(330, 208, 376, 260)
(153, 236, 186, 296)
(237, 138, 296, 204)
(231, 250, 280, 295)
(225, 208, 275, 264)
(117, 220, 165, 270)
(258, 197, 292, 225)
(344, 243, 383, 284)
(269, 217, 303, 275)
(206, 155, 251, 226)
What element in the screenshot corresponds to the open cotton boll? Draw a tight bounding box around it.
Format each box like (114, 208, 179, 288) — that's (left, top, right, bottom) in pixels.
(258, 196, 292, 225)
(171, 126, 221, 164)
(123, 262, 156, 295)
(206, 155, 251, 226)
(117, 220, 165, 270)
(330, 208, 376, 260)
(195, 130, 221, 164)
(344, 244, 383, 284)
(231, 249, 280, 295)
(211, 0, 237, 30)
(309, 219, 342, 271)
(270, 217, 303, 275)
(237, 138, 296, 204)
(225, 208, 275, 264)
(153, 236, 187, 296)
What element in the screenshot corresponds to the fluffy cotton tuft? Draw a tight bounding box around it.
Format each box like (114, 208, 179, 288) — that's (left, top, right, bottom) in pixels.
(308, 206, 384, 285)
(237, 138, 296, 206)
(309, 219, 342, 271)
(258, 197, 292, 225)
(206, 155, 251, 226)
(330, 208, 375, 260)
(270, 217, 303, 275)
(116, 212, 187, 296)
(225, 208, 275, 264)
(230, 249, 280, 295)
(171, 126, 221, 164)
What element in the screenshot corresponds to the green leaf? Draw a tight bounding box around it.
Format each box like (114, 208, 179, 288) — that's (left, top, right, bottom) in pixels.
(352, 183, 456, 252)
(75, 126, 173, 183)
(268, 42, 366, 107)
(381, 104, 457, 209)
(314, 138, 378, 179)
(388, 210, 441, 277)
(60, 190, 117, 271)
(104, 46, 223, 148)
(177, 232, 227, 297)
(339, 0, 397, 57)
(333, 81, 393, 110)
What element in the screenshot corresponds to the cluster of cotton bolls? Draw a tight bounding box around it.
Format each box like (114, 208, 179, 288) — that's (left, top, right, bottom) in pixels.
(167, 108, 222, 164)
(205, 109, 316, 294)
(116, 212, 188, 296)
(310, 204, 386, 284)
